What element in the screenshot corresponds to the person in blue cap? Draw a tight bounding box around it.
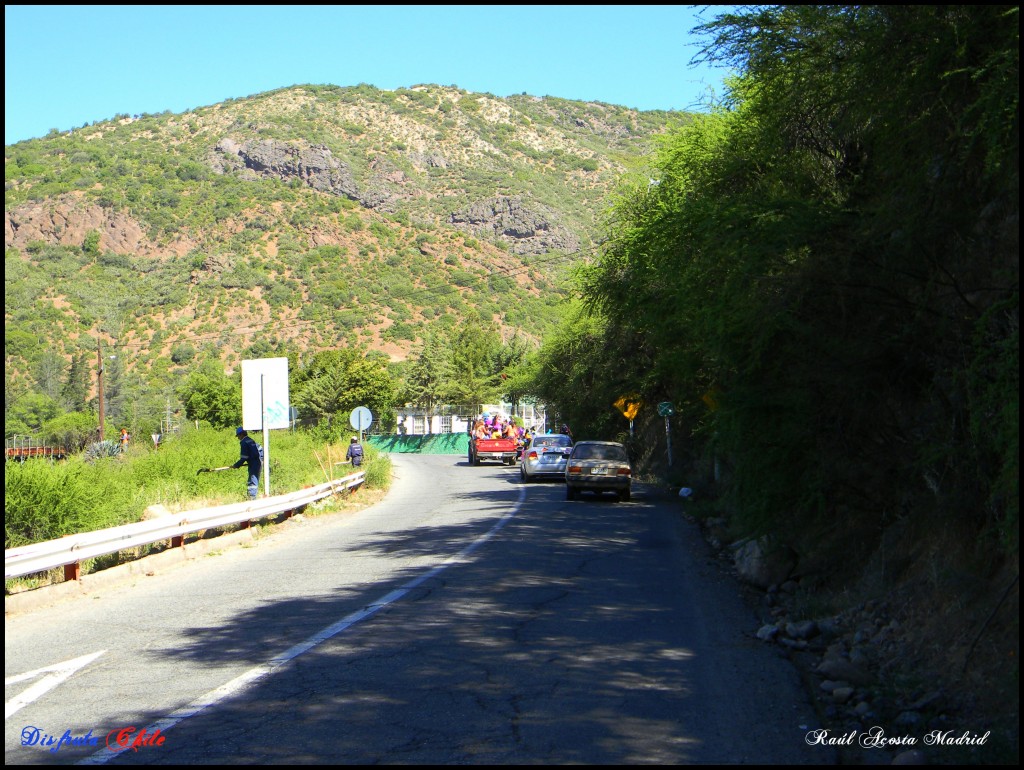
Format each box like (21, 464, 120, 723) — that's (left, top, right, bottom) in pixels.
(232, 427, 262, 499)
(345, 436, 364, 467)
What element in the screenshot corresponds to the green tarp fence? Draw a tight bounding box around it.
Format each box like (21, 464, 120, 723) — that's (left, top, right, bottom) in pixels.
(366, 434, 470, 454)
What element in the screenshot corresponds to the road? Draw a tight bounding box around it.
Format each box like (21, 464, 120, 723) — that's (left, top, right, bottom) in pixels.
(5, 454, 832, 764)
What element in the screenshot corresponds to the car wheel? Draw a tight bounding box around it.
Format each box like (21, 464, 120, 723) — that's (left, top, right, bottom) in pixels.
(521, 467, 529, 482)
(618, 488, 631, 503)
(566, 485, 576, 500)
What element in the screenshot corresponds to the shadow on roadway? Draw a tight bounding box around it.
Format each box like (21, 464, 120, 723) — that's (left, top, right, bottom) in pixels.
(120, 468, 823, 765)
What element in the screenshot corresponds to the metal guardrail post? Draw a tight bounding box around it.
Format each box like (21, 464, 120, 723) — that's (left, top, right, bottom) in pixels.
(64, 561, 81, 581)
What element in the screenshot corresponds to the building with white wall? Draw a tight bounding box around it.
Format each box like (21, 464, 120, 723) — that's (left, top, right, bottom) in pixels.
(392, 401, 549, 436)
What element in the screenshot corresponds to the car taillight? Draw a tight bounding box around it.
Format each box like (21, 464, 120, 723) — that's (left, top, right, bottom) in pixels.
(617, 468, 631, 476)
(528, 451, 538, 460)
(568, 465, 582, 473)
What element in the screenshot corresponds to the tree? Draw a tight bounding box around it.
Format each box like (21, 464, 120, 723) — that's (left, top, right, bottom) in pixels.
(493, 329, 531, 415)
(176, 360, 241, 428)
(34, 350, 67, 403)
(5, 392, 61, 438)
(82, 230, 101, 257)
(170, 342, 197, 365)
(102, 353, 129, 426)
(566, 5, 1019, 557)
(526, 304, 636, 442)
(402, 331, 451, 432)
(61, 351, 91, 412)
(42, 411, 98, 451)
(442, 318, 503, 411)
(293, 348, 397, 433)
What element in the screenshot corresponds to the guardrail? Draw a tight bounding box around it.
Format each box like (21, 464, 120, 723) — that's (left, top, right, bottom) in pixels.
(4, 471, 365, 582)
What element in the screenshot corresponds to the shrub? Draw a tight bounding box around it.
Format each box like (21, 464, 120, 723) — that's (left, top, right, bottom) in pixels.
(42, 411, 98, 451)
(4, 461, 110, 546)
(170, 342, 197, 364)
(85, 440, 123, 461)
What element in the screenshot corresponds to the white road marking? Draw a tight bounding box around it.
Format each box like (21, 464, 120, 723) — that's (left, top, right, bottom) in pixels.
(78, 485, 525, 765)
(5, 650, 106, 720)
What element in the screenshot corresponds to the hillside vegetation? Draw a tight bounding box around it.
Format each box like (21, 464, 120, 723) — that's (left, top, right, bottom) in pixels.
(5, 83, 678, 440)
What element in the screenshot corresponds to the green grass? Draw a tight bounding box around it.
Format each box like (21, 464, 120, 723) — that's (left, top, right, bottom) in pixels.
(4, 424, 391, 549)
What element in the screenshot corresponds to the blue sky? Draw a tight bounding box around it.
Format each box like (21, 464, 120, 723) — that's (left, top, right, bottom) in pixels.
(4, 5, 737, 146)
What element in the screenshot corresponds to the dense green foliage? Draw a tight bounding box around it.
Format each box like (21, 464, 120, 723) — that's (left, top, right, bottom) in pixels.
(4, 424, 390, 549)
(531, 6, 1019, 570)
(178, 359, 242, 428)
(292, 348, 397, 432)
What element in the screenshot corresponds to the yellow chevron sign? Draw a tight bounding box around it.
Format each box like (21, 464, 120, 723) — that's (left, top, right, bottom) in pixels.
(614, 394, 642, 421)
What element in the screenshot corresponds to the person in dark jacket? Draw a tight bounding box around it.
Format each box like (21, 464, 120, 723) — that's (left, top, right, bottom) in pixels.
(346, 436, 364, 467)
(232, 427, 262, 499)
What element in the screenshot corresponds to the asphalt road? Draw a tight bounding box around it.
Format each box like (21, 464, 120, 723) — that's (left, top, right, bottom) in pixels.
(5, 454, 833, 765)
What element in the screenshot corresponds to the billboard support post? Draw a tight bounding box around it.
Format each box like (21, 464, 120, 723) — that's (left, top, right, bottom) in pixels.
(242, 358, 289, 498)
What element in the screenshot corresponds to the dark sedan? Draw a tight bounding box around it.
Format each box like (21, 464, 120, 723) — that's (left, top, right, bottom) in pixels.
(565, 441, 632, 502)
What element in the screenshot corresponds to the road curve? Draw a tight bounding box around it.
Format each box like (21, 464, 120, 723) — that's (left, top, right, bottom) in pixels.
(4, 454, 831, 765)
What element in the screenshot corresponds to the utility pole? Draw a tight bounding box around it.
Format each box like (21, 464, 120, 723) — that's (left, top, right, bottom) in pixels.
(97, 340, 105, 442)
(96, 341, 117, 442)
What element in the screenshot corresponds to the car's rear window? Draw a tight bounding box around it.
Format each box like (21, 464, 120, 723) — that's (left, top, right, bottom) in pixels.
(572, 444, 627, 461)
(534, 435, 571, 447)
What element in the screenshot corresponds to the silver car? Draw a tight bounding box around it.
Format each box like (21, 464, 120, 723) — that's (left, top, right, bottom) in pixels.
(519, 434, 573, 482)
(565, 441, 632, 502)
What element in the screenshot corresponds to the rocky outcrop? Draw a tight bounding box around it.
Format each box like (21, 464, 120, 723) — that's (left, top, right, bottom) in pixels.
(211, 137, 414, 213)
(211, 138, 364, 202)
(448, 196, 580, 256)
(210, 142, 584, 253)
(5, 194, 194, 257)
(409, 151, 449, 170)
(188, 252, 236, 284)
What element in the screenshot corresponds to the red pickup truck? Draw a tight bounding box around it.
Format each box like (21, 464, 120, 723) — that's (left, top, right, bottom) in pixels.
(468, 436, 518, 466)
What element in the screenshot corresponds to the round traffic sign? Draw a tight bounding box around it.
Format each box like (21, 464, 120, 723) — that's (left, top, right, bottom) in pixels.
(350, 406, 373, 431)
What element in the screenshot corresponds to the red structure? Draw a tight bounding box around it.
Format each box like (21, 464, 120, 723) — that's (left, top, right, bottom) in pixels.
(4, 437, 68, 462)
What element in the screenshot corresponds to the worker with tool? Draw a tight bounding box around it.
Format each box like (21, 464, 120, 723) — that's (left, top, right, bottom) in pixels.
(232, 427, 263, 499)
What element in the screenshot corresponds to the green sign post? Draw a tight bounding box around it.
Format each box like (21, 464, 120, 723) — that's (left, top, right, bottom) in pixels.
(657, 402, 675, 465)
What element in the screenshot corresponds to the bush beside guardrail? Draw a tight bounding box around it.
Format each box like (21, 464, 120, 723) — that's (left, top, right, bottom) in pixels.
(4, 471, 365, 582)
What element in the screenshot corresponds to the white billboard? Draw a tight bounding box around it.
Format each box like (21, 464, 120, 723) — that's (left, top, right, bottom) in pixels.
(241, 357, 290, 431)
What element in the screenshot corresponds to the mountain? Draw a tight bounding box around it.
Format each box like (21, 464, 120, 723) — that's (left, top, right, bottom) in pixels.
(5, 84, 684, 389)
